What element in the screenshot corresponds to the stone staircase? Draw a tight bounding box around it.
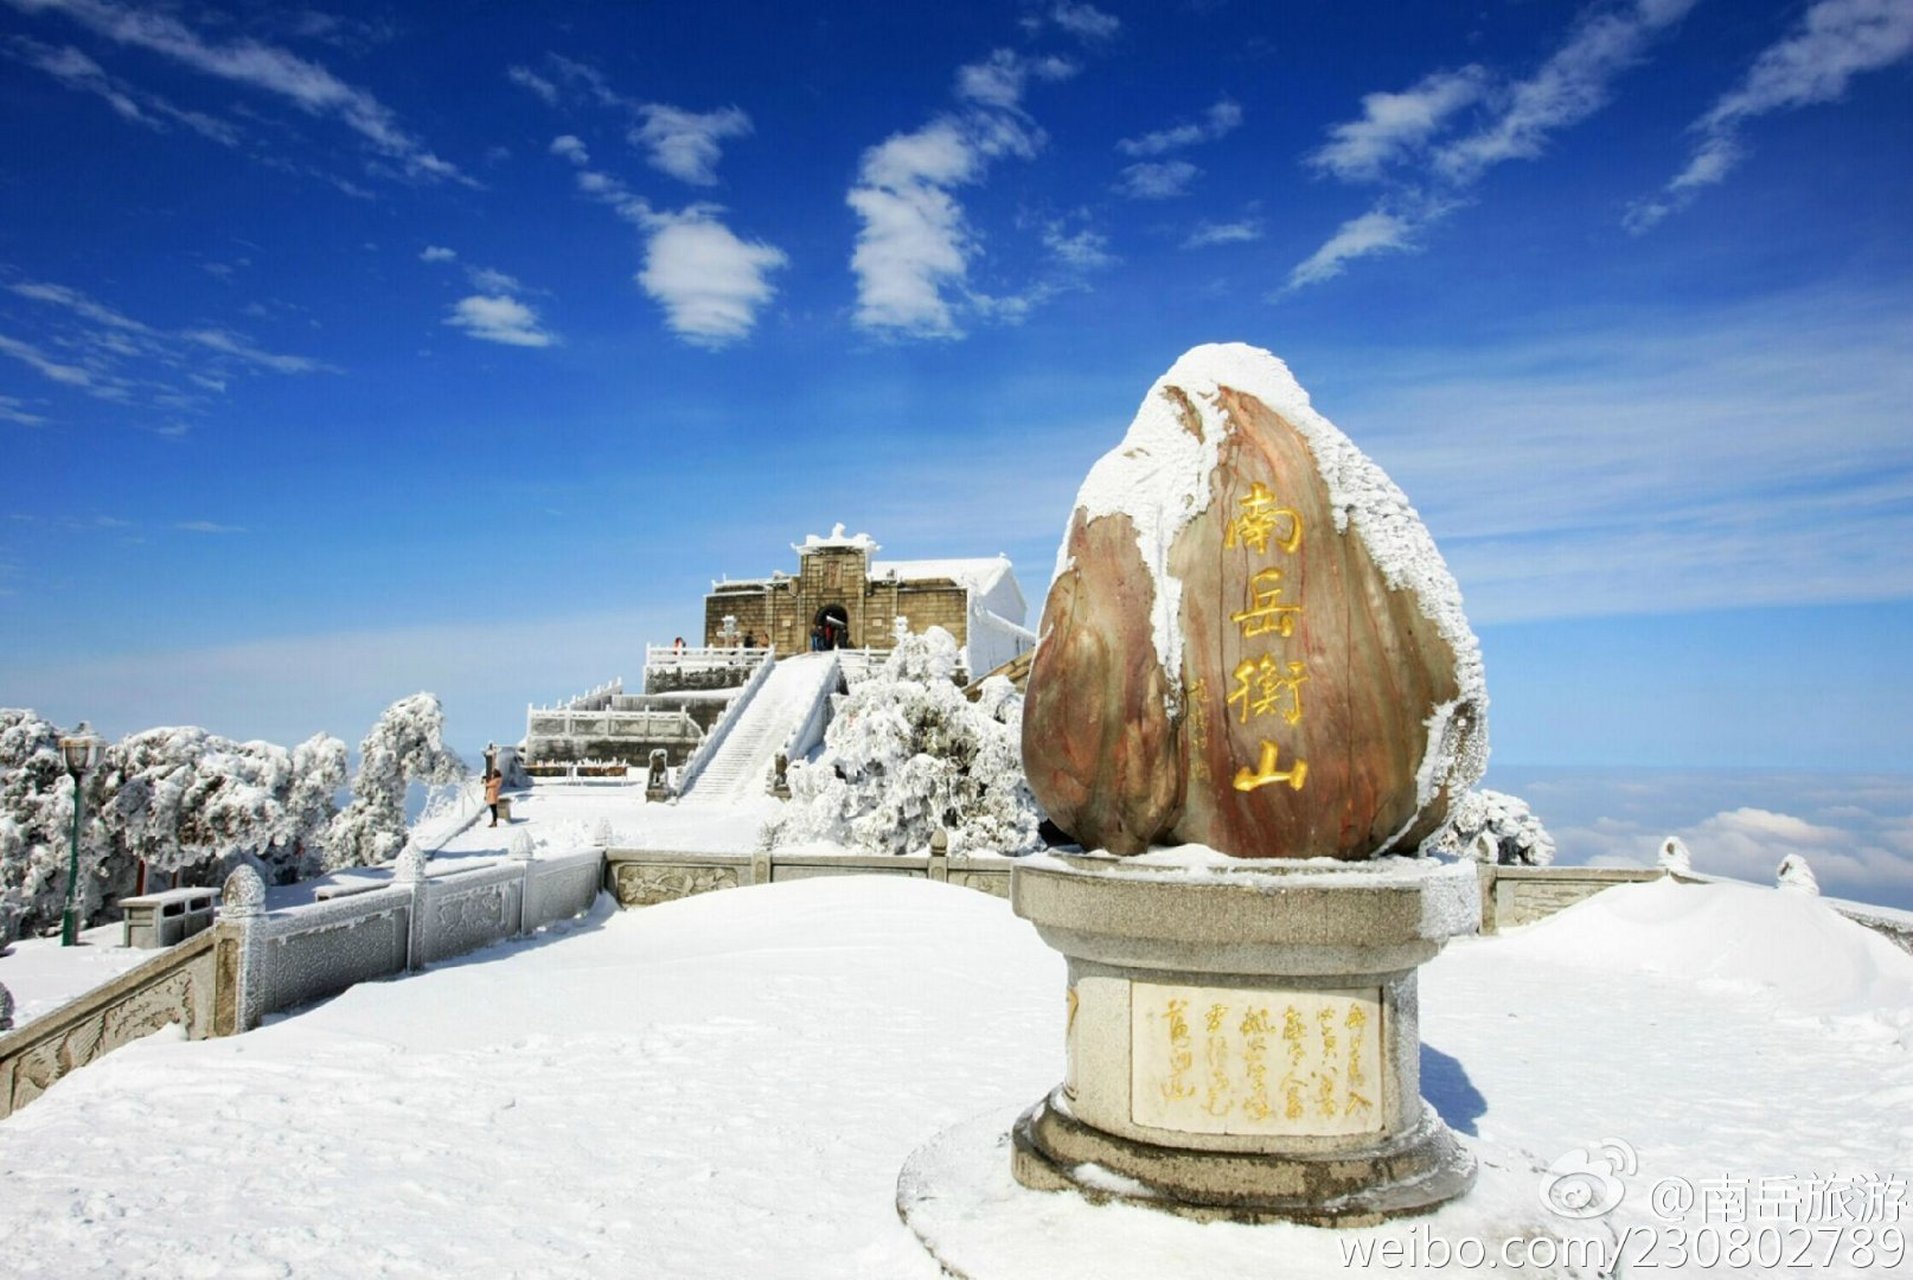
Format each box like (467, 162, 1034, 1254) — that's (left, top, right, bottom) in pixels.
(679, 653, 842, 803)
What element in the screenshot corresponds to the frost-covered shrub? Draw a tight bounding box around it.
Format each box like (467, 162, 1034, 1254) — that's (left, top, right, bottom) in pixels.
(1658, 836, 1692, 875)
(324, 693, 466, 870)
(1776, 853, 1819, 896)
(783, 628, 1042, 857)
(1424, 787, 1555, 866)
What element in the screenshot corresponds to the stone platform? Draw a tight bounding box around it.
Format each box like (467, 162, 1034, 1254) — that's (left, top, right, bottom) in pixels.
(1003, 852, 1482, 1227)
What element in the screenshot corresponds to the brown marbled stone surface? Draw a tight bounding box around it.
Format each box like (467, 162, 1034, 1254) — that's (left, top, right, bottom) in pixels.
(1024, 383, 1475, 859)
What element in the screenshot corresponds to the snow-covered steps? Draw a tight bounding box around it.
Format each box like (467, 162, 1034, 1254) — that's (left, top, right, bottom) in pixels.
(679, 653, 842, 804)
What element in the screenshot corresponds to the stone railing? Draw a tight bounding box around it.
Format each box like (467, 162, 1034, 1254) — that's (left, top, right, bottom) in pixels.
(1, 928, 218, 1119)
(605, 845, 1018, 907)
(217, 846, 606, 1034)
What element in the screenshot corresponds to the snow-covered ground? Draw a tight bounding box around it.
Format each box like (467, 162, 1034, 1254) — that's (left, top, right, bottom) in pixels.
(1, 874, 1908, 1277)
(0, 920, 156, 1028)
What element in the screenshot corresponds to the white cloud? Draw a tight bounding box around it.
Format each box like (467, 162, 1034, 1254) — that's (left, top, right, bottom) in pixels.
(3, 0, 465, 183)
(1306, 68, 1486, 182)
(1117, 98, 1242, 156)
(1182, 219, 1263, 249)
(174, 520, 245, 534)
(546, 119, 784, 345)
(419, 245, 457, 263)
(954, 48, 1076, 109)
(1050, 2, 1120, 44)
(1115, 159, 1199, 199)
(631, 104, 752, 185)
(847, 46, 1077, 338)
(847, 121, 981, 338)
(1629, 0, 1913, 231)
(1043, 223, 1116, 272)
(443, 295, 558, 348)
(466, 266, 522, 294)
(637, 210, 787, 348)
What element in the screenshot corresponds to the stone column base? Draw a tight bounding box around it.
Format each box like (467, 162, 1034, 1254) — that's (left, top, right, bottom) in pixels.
(1012, 1087, 1475, 1228)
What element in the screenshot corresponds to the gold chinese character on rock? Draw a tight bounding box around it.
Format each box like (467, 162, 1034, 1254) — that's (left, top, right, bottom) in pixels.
(1223, 482, 1303, 557)
(1234, 740, 1308, 793)
(1227, 655, 1309, 725)
(1230, 568, 1304, 639)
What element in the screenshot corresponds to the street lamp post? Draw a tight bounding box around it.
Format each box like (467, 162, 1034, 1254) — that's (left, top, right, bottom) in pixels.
(58, 722, 104, 947)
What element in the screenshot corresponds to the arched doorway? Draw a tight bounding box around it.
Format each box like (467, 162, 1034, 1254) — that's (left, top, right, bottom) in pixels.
(814, 603, 850, 650)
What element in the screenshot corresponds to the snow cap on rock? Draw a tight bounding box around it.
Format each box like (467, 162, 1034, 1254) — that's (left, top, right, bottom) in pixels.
(1777, 853, 1820, 896)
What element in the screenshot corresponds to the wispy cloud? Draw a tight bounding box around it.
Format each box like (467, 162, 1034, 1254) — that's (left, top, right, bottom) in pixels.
(1114, 158, 1199, 200)
(1319, 284, 1913, 624)
(3, 0, 466, 183)
(6, 35, 240, 145)
(1628, 0, 1913, 231)
(1117, 98, 1241, 157)
(1042, 223, 1116, 272)
(443, 295, 558, 348)
(174, 519, 245, 534)
(181, 327, 331, 374)
(1305, 68, 1486, 183)
(631, 104, 752, 186)
(0, 394, 46, 426)
(1182, 218, 1263, 249)
(1286, 207, 1425, 287)
(3, 275, 333, 404)
(419, 245, 457, 264)
(1290, 0, 1698, 288)
(847, 47, 1073, 339)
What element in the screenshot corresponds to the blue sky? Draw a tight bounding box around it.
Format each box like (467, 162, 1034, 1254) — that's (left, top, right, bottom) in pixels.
(1, 1, 1910, 891)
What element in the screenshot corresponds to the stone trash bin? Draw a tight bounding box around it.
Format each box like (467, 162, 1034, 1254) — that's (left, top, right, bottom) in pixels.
(119, 887, 220, 949)
(1008, 852, 1480, 1227)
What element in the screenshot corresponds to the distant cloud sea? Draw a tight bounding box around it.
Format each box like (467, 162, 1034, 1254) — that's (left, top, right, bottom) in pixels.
(1485, 766, 1913, 913)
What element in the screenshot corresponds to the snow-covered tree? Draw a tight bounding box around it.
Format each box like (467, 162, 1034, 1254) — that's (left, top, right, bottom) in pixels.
(782, 627, 1042, 857)
(324, 693, 466, 870)
(1425, 788, 1556, 866)
(95, 726, 348, 887)
(1776, 853, 1820, 896)
(1658, 836, 1692, 875)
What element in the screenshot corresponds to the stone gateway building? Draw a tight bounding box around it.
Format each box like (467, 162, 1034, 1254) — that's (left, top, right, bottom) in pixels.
(704, 526, 1034, 677)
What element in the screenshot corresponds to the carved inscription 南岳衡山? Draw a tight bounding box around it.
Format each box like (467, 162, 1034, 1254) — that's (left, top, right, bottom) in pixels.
(1131, 982, 1383, 1137)
(1220, 484, 1311, 796)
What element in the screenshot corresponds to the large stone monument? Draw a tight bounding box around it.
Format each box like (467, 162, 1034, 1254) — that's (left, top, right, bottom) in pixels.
(1007, 343, 1488, 1225)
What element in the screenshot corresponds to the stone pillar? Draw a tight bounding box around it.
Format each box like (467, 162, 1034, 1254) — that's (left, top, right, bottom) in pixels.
(1009, 854, 1478, 1226)
(213, 864, 266, 1036)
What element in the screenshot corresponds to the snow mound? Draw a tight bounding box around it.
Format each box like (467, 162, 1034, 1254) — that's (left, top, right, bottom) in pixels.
(1507, 877, 1913, 1024)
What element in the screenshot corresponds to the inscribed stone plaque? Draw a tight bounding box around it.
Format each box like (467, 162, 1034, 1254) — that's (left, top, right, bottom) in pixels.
(1130, 982, 1384, 1137)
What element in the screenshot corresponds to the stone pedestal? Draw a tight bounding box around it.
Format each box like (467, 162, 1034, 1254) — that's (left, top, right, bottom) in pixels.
(1009, 853, 1479, 1227)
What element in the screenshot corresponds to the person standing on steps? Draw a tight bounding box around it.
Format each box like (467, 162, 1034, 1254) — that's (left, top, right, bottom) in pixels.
(485, 769, 504, 827)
